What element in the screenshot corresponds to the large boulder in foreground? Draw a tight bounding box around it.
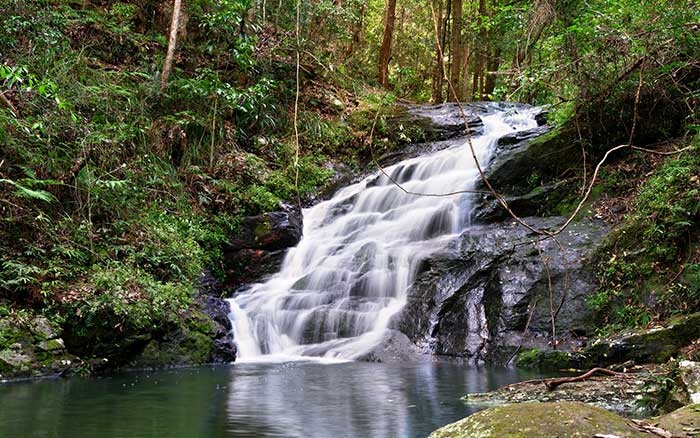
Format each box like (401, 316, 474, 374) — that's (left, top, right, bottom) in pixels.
(653, 403, 700, 437)
(429, 402, 647, 438)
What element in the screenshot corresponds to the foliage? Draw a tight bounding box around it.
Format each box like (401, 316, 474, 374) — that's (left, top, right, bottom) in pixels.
(590, 139, 700, 330)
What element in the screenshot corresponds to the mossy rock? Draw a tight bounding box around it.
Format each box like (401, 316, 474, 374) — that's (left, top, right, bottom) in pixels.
(516, 349, 573, 371)
(0, 316, 77, 379)
(579, 313, 700, 367)
(518, 313, 700, 370)
(127, 310, 217, 368)
(429, 402, 646, 437)
(653, 403, 700, 437)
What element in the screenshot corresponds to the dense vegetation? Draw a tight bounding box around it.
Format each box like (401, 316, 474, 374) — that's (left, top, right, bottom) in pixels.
(0, 0, 698, 373)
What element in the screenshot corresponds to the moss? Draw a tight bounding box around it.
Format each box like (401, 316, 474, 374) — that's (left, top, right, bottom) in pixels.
(429, 402, 646, 437)
(653, 403, 700, 436)
(516, 348, 573, 371)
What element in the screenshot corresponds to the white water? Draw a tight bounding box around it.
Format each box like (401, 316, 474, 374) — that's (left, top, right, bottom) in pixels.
(228, 104, 539, 361)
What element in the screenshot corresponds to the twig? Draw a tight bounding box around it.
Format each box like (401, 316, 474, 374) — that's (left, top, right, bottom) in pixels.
(505, 295, 540, 366)
(292, 0, 302, 209)
(0, 91, 18, 116)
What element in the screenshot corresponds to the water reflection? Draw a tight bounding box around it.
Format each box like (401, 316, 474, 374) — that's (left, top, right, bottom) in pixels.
(0, 362, 539, 438)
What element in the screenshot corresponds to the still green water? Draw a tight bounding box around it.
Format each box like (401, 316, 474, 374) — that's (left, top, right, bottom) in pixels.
(0, 361, 538, 438)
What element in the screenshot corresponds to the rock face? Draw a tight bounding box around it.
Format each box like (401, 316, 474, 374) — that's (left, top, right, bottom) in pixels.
(223, 203, 302, 289)
(429, 402, 647, 438)
(483, 126, 577, 197)
(127, 273, 236, 368)
(395, 217, 607, 364)
(0, 316, 77, 380)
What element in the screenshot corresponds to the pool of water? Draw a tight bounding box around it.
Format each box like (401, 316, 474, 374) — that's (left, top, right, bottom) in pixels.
(0, 361, 540, 438)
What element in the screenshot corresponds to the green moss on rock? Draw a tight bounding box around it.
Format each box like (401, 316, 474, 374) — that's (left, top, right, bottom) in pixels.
(653, 403, 700, 437)
(516, 349, 573, 370)
(429, 402, 646, 438)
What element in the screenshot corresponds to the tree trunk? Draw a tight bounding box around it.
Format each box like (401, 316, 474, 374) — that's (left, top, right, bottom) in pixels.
(484, 46, 501, 99)
(472, 0, 487, 100)
(379, 0, 397, 88)
(449, 0, 463, 101)
(431, 0, 445, 102)
(161, 0, 182, 91)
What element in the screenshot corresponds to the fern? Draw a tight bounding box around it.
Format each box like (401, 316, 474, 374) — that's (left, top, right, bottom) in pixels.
(0, 178, 57, 203)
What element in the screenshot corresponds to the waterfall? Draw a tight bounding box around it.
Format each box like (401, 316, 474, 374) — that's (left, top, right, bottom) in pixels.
(228, 103, 540, 361)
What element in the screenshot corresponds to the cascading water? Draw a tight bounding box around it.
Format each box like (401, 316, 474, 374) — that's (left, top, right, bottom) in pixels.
(228, 103, 540, 361)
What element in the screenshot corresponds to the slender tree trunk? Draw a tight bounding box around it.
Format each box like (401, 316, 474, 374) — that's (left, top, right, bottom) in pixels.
(484, 46, 501, 99)
(472, 0, 487, 100)
(431, 0, 445, 102)
(443, 0, 452, 92)
(378, 0, 397, 88)
(450, 0, 463, 101)
(161, 0, 183, 91)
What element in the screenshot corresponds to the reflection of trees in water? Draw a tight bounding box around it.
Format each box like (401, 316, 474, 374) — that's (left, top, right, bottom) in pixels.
(225, 363, 408, 437)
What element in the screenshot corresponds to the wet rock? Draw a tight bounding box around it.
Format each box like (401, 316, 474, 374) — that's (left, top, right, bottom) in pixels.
(194, 273, 236, 363)
(356, 330, 425, 363)
(224, 203, 302, 288)
(429, 402, 646, 438)
(462, 369, 660, 417)
(396, 217, 608, 363)
(484, 126, 579, 197)
(534, 110, 549, 126)
(472, 179, 575, 223)
(497, 125, 551, 148)
(224, 248, 287, 289)
(227, 203, 302, 251)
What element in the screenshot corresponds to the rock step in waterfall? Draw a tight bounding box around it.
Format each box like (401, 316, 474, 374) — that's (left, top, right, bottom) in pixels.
(228, 103, 552, 362)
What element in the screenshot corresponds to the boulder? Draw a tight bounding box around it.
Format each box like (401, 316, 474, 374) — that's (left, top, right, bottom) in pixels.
(653, 403, 700, 437)
(462, 368, 660, 417)
(483, 126, 580, 197)
(127, 273, 237, 367)
(193, 272, 237, 363)
(355, 330, 425, 363)
(429, 402, 647, 438)
(516, 314, 700, 371)
(679, 361, 700, 404)
(226, 204, 302, 251)
(224, 203, 302, 288)
(0, 316, 77, 380)
(577, 313, 700, 368)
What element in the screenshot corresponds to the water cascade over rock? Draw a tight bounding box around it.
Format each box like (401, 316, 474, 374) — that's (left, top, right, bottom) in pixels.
(228, 103, 545, 361)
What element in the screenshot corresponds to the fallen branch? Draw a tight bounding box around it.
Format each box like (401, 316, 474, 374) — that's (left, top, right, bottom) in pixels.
(0, 91, 18, 116)
(543, 367, 631, 391)
(499, 367, 633, 392)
